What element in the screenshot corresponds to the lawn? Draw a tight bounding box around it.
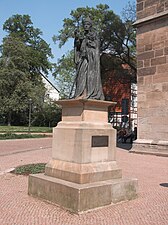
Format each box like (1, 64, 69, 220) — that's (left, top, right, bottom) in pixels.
(0, 133, 48, 140)
(0, 126, 52, 133)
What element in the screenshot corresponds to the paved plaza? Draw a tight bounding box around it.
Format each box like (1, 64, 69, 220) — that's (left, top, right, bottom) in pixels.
(0, 138, 167, 225)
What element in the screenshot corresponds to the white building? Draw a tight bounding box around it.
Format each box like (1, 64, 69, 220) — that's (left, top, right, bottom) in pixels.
(130, 83, 137, 130)
(41, 75, 59, 102)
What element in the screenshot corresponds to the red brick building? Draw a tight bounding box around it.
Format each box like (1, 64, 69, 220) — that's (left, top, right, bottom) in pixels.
(103, 65, 137, 130)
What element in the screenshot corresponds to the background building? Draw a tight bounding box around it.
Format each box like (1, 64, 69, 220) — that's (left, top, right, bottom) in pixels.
(41, 75, 59, 102)
(131, 0, 168, 155)
(103, 65, 137, 131)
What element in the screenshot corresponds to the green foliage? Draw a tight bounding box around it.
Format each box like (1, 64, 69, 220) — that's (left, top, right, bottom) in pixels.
(13, 163, 46, 175)
(53, 3, 136, 97)
(0, 126, 52, 133)
(3, 14, 53, 74)
(53, 3, 136, 68)
(53, 50, 76, 99)
(53, 4, 124, 52)
(32, 102, 61, 127)
(0, 14, 53, 125)
(0, 132, 47, 140)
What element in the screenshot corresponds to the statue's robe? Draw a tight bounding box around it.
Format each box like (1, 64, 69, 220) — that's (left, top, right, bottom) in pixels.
(72, 31, 104, 100)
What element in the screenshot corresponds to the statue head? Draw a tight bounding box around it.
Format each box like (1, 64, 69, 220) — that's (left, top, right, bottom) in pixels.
(83, 16, 92, 31)
(83, 16, 92, 25)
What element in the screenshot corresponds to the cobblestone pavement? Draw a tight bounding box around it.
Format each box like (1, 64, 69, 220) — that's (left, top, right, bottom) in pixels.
(0, 138, 168, 225)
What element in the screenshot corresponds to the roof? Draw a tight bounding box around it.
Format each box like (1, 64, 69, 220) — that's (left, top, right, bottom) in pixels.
(40, 72, 60, 93)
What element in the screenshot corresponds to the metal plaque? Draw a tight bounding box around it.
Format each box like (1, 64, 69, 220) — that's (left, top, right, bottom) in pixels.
(91, 136, 109, 147)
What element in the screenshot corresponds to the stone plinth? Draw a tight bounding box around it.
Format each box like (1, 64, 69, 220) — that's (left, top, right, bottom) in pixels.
(28, 99, 138, 213)
(60, 99, 112, 122)
(131, 139, 168, 157)
(29, 175, 137, 213)
(131, 1, 168, 155)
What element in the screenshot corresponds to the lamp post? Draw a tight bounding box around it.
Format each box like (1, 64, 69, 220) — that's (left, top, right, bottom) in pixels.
(28, 98, 32, 133)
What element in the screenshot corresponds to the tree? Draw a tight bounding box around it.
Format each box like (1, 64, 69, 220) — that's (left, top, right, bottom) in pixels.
(120, 1, 136, 72)
(53, 50, 76, 99)
(53, 2, 136, 98)
(0, 14, 53, 125)
(32, 102, 61, 127)
(3, 14, 53, 75)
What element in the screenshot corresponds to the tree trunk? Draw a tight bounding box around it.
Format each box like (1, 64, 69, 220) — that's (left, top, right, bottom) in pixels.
(7, 111, 12, 126)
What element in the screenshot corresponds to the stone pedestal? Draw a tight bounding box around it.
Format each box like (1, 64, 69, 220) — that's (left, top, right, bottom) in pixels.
(28, 99, 138, 213)
(131, 1, 168, 156)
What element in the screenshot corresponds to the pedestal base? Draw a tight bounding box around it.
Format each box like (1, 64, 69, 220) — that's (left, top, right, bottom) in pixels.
(28, 173, 138, 213)
(130, 139, 168, 157)
(45, 159, 122, 184)
(28, 99, 138, 213)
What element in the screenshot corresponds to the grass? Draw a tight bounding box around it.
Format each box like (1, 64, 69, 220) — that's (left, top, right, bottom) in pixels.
(11, 163, 46, 175)
(0, 132, 48, 140)
(0, 125, 52, 133)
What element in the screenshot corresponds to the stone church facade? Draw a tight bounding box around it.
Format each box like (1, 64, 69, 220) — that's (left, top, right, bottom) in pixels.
(131, 0, 168, 155)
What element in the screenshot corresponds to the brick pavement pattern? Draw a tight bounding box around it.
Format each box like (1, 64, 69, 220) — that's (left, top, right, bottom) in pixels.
(0, 138, 168, 225)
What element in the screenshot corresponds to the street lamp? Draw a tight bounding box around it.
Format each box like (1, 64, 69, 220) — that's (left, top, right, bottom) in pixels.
(28, 98, 32, 133)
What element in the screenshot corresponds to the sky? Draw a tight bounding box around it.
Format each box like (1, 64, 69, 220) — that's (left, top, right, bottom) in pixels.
(0, 0, 132, 84)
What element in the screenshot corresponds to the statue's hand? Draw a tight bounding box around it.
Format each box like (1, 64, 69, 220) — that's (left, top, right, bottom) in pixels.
(80, 50, 88, 60)
(87, 39, 96, 48)
(81, 51, 86, 58)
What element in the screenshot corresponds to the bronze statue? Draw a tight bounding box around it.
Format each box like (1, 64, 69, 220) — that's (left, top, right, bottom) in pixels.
(70, 17, 104, 100)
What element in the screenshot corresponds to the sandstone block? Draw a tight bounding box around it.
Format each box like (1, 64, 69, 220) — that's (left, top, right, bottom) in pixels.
(155, 49, 164, 57)
(138, 51, 154, 60)
(28, 174, 138, 213)
(137, 2, 144, 12)
(138, 66, 156, 76)
(151, 56, 166, 66)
